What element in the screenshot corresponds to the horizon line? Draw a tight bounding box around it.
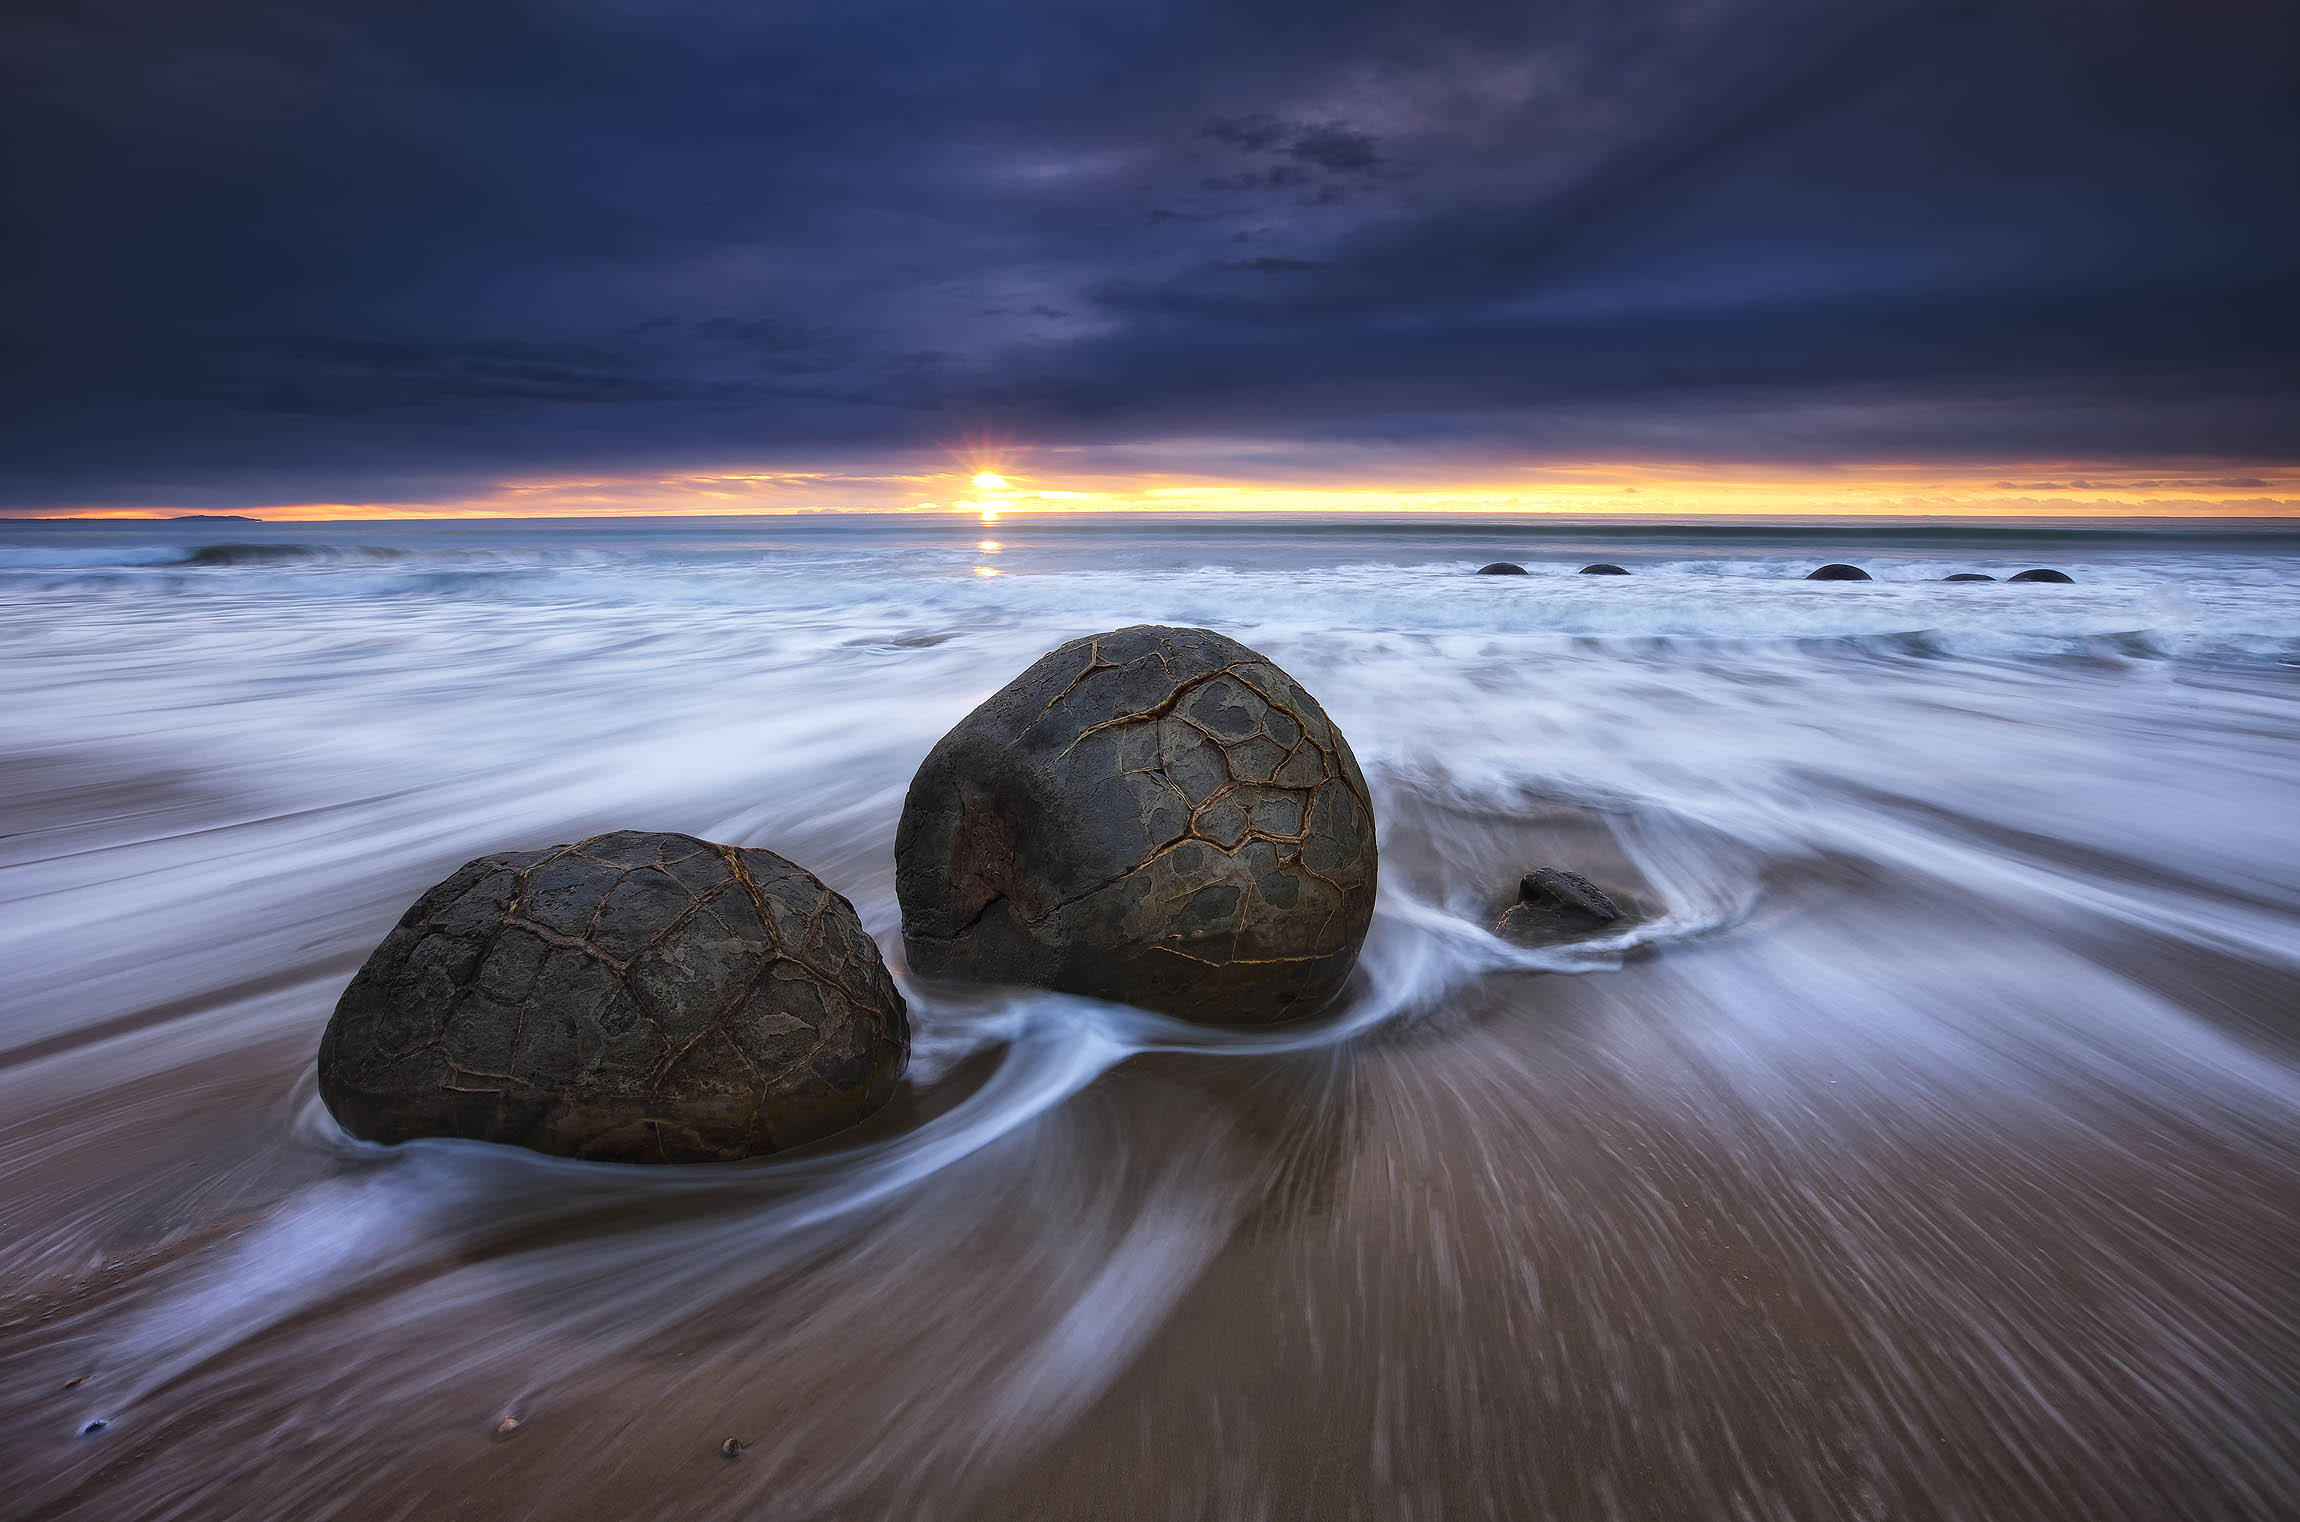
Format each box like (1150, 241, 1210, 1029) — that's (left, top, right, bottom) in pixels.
(12, 508, 2300, 530)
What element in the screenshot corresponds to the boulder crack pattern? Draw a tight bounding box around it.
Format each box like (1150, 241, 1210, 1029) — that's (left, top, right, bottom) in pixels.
(319, 831, 908, 1163)
(898, 625, 1377, 1024)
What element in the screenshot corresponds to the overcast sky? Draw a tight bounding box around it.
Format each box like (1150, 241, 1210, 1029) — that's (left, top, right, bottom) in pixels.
(3, 0, 2295, 510)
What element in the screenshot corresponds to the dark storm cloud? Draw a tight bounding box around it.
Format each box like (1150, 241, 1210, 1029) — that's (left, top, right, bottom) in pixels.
(0, 0, 2294, 506)
(1203, 116, 1381, 173)
(1204, 116, 1291, 153)
(1285, 125, 1380, 174)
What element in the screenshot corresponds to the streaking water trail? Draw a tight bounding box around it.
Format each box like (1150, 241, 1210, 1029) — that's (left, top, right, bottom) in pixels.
(2, 516, 2298, 1522)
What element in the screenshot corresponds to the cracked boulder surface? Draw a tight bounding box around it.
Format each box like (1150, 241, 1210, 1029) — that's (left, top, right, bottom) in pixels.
(896, 625, 1377, 1024)
(318, 831, 908, 1163)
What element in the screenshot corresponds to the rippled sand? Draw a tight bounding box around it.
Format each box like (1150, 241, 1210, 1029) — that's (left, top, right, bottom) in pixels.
(3, 519, 2298, 1521)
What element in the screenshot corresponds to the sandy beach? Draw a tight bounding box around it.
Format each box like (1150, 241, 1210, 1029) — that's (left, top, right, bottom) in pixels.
(5, 518, 2299, 1521)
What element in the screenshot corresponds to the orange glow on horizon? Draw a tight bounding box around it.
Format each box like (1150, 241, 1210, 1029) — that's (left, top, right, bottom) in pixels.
(11, 461, 2297, 522)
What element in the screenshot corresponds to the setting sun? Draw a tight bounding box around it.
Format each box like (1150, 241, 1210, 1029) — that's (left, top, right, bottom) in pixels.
(972, 473, 1008, 490)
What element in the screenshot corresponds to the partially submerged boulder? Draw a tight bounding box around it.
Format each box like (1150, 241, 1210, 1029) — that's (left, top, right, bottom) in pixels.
(1476, 562, 1528, 575)
(1578, 563, 1630, 575)
(319, 831, 907, 1163)
(2009, 568, 2075, 583)
(1496, 866, 1625, 944)
(896, 625, 1377, 1024)
(1806, 563, 1873, 581)
(1943, 573, 1996, 582)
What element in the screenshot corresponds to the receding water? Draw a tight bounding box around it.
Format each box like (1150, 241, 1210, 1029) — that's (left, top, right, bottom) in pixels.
(3, 516, 2298, 1522)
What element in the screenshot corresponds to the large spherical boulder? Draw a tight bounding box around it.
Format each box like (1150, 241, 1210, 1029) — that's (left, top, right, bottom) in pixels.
(1806, 563, 1873, 581)
(1476, 562, 1528, 575)
(319, 831, 908, 1163)
(896, 625, 1377, 1024)
(1578, 563, 1630, 575)
(2009, 568, 2075, 583)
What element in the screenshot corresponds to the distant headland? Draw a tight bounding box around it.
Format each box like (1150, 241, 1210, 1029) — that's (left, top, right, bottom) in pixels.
(0, 513, 265, 522)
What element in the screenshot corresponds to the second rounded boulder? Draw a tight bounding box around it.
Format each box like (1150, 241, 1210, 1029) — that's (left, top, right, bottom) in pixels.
(896, 625, 1377, 1023)
(319, 831, 908, 1163)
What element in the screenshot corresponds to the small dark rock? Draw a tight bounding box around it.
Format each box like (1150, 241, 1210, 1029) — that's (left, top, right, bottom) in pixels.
(1805, 563, 1872, 581)
(897, 625, 1377, 1025)
(1475, 562, 1528, 575)
(1519, 868, 1621, 921)
(1496, 867, 1625, 944)
(722, 1437, 746, 1459)
(319, 831, 909, 1164)
(1942, 573, 1996, 582)
(2008, 568, 2075, 583)
(1577, 563, 1630, 575)
(80, 1420, 108, 1436)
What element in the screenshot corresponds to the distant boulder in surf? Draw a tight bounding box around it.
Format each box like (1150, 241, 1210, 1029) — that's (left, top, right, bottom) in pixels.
(1475, 562, 1527, 575)
(1497, 866, 1624, 944)
(1943, 573, 1996, 582)
(1805, 563, 1873, 581)
(2009, 568, 2075, 583)
(318, 831, 908, 1163)
(896, 624, 1377, 1025)
(1578, 563, 1631, 575)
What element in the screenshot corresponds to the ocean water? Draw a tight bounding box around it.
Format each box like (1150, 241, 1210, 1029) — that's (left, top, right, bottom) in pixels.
(2, 515, 2298, 1522)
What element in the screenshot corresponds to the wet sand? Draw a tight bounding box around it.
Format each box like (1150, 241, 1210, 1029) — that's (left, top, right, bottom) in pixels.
(5, 519, 2300, 1521)
(8, 789, 2299, 1522)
